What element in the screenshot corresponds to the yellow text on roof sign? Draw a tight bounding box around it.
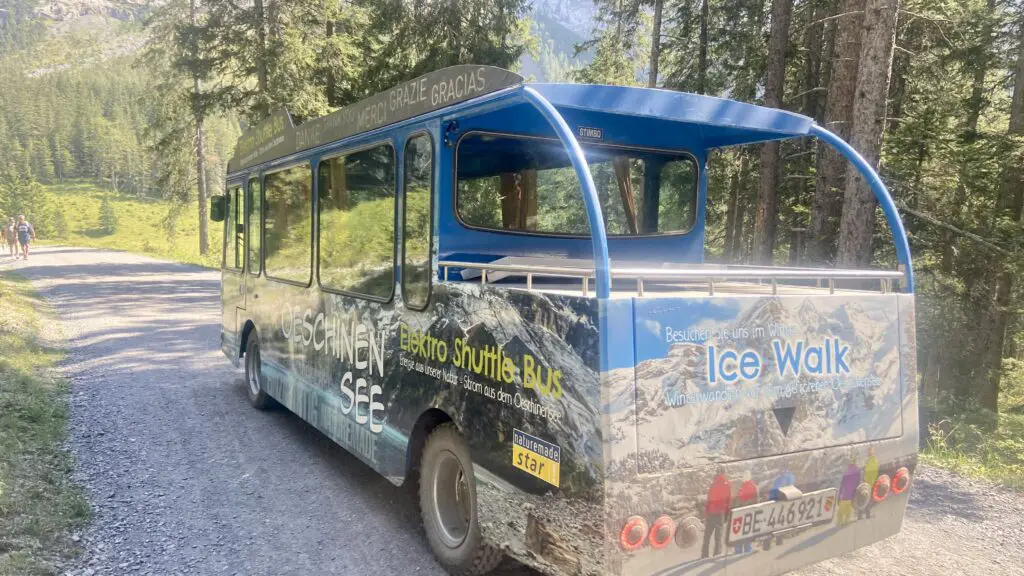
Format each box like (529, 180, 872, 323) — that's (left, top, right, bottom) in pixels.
(512, 429, 560, 487)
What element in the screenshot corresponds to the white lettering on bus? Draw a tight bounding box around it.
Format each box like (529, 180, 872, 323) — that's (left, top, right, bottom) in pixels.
(281, 306, 387, 378)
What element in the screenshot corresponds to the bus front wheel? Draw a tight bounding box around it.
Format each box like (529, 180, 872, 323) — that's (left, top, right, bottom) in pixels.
(244, 333, 271, 410)
(419, 424, 502, 575)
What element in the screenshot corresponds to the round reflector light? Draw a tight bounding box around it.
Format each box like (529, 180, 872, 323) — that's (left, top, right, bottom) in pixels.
(675, 517, 702, 549)
(873, 473, 891, 502)
(854, 482, 871, 510)
(649, 516, 676, 549)
(892, 467, 910, 494)
(620, 516, 648, 551)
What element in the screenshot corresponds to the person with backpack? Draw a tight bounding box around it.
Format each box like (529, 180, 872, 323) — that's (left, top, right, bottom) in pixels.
(5, 217, 17, 257)
(16, 215, 36, 260)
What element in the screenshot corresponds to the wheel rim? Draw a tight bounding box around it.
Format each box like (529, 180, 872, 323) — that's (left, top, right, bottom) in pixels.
(247, 344, 261, 396)
(431, 449, 471, 549)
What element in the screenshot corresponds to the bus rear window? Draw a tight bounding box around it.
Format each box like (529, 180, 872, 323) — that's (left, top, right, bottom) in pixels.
(456, 133, 697, 236)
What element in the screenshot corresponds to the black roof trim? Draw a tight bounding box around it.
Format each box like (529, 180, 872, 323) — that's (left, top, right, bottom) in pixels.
(228, 65, 523, 173)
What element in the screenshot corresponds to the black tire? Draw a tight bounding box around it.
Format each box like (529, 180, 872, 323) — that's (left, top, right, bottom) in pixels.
(244, 333, 271, 410)
(419, 424, 503, 576)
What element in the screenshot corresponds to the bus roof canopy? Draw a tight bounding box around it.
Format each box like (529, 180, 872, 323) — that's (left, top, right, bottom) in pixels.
(524, 83, 814, 148)
(227, 65, 816, 174)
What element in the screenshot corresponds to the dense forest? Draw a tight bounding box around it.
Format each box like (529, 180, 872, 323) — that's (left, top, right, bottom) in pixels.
(0, 0, 1021, 425)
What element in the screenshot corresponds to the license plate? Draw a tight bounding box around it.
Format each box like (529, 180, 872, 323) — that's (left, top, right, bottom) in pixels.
(727, 489, 836, 544)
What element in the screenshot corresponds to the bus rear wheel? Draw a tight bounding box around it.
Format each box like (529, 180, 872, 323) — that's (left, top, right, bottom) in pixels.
(244, 333, 271, 410)
(419, 424, 502, 575)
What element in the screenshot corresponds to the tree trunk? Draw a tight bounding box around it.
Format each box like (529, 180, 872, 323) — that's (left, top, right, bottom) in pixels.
(943, 0, 995, 274)
(732, 154, 751, 262)
(802, 0, 824, 121)
(253, 0, 269, 96)
(697, 0, 710, 95)
(648, 0, 664, 88)
(836, 0, 900, 268)
(808, 0, 864, 264)
(326, 21, 337, 107)
(752, 0, 793, 264)
(792, 0, 825, 264)
(976, 17, 1024, 412)
(817, 15, 837, 120)
(723, 152, 742, 259)
(191, 0, 209, 256)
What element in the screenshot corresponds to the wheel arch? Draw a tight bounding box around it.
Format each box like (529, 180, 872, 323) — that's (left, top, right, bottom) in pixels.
(406, 408, 455, 479)
(239, 320, 257, 358)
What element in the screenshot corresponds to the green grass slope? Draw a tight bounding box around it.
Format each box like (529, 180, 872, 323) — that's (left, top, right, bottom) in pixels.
(0, 274, 89, 575)
(41, 181, 223, 268)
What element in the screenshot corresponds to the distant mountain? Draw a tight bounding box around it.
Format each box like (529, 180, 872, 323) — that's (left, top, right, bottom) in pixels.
(531, 0, 597, 38)
(24, 0, 146, 23)
(519, 0, 595, 82)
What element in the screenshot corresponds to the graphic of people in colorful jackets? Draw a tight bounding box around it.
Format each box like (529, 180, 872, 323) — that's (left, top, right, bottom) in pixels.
(733, 471, 758, 554)
(763, 468, 795, 551)
(701, 469, 732, 559)
(859, 447, 879, 520)
(837, 457, 861, 525)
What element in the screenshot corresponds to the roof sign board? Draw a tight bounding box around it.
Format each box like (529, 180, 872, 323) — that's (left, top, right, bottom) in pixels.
(228, 65, 524, 173)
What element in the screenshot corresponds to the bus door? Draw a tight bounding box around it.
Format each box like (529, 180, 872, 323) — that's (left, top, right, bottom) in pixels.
(223, 184, 245, 352)
(400, 132, 435, 313)
(244, 176, 262, 309)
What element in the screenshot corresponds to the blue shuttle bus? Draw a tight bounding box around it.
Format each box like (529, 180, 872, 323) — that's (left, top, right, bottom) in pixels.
(212, 65, 918, 576)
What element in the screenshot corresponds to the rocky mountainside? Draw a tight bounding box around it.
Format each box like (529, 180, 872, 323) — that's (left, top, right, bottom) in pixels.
(29, 0, 147, 22)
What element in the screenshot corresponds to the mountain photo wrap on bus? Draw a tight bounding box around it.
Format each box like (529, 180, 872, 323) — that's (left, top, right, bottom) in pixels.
(623, 295, 904, 469)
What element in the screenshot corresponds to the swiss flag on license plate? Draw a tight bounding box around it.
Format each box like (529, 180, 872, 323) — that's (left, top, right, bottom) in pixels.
(732, 517, 743, 535)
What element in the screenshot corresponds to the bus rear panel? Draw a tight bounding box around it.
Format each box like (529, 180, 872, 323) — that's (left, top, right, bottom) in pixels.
(600, 288, 917, 575)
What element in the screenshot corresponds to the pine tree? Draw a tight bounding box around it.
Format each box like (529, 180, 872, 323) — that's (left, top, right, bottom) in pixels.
(99, 195, 118, 235)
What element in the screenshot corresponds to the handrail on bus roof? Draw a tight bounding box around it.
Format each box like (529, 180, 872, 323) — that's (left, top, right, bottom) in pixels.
(522, 86, 613, 299)
(517, 90, 914, 298)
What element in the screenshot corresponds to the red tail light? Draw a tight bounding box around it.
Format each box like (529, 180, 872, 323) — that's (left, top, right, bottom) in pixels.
(649, 516, 676, 549)
(873, 473, 891, 502)
(892, 467, 910, 494)
(620, 516, 648, 551)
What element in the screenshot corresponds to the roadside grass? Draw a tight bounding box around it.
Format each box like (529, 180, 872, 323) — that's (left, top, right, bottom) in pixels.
(921, 359, 1024, 491)
(41, 180, 223, 268)
(0, 273, 89, 575)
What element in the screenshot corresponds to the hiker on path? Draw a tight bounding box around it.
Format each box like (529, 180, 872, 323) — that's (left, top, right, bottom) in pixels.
(16, 215, 36, 260)
(5, 217, 16, 257)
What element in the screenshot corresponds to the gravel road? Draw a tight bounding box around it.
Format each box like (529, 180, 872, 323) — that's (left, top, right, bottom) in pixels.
(4, 246, 1022, 576)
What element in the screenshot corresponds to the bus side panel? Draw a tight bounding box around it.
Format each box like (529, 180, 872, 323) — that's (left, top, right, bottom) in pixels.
(246, 277, 609, 572)
(221, 269, 244, 367)
(395, 282, 607, 575)
(256, 281, 409, 479)
(897, 293, 920, 455)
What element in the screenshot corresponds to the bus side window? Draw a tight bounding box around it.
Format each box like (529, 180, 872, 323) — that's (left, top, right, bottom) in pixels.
(264, 165, 313, 285)
(403, 134, 433, 309)
(248, 178, 262, 276)
(318, 143, 396, 300)
(225, 186, 243, 271)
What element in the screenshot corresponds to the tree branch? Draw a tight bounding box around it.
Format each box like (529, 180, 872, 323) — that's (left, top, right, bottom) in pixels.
(896, 201, 1014, 257)
(797, 10, 865, 33)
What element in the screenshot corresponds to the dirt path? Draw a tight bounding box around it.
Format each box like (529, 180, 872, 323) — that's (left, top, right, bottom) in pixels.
(3, 246, 1022, 576)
